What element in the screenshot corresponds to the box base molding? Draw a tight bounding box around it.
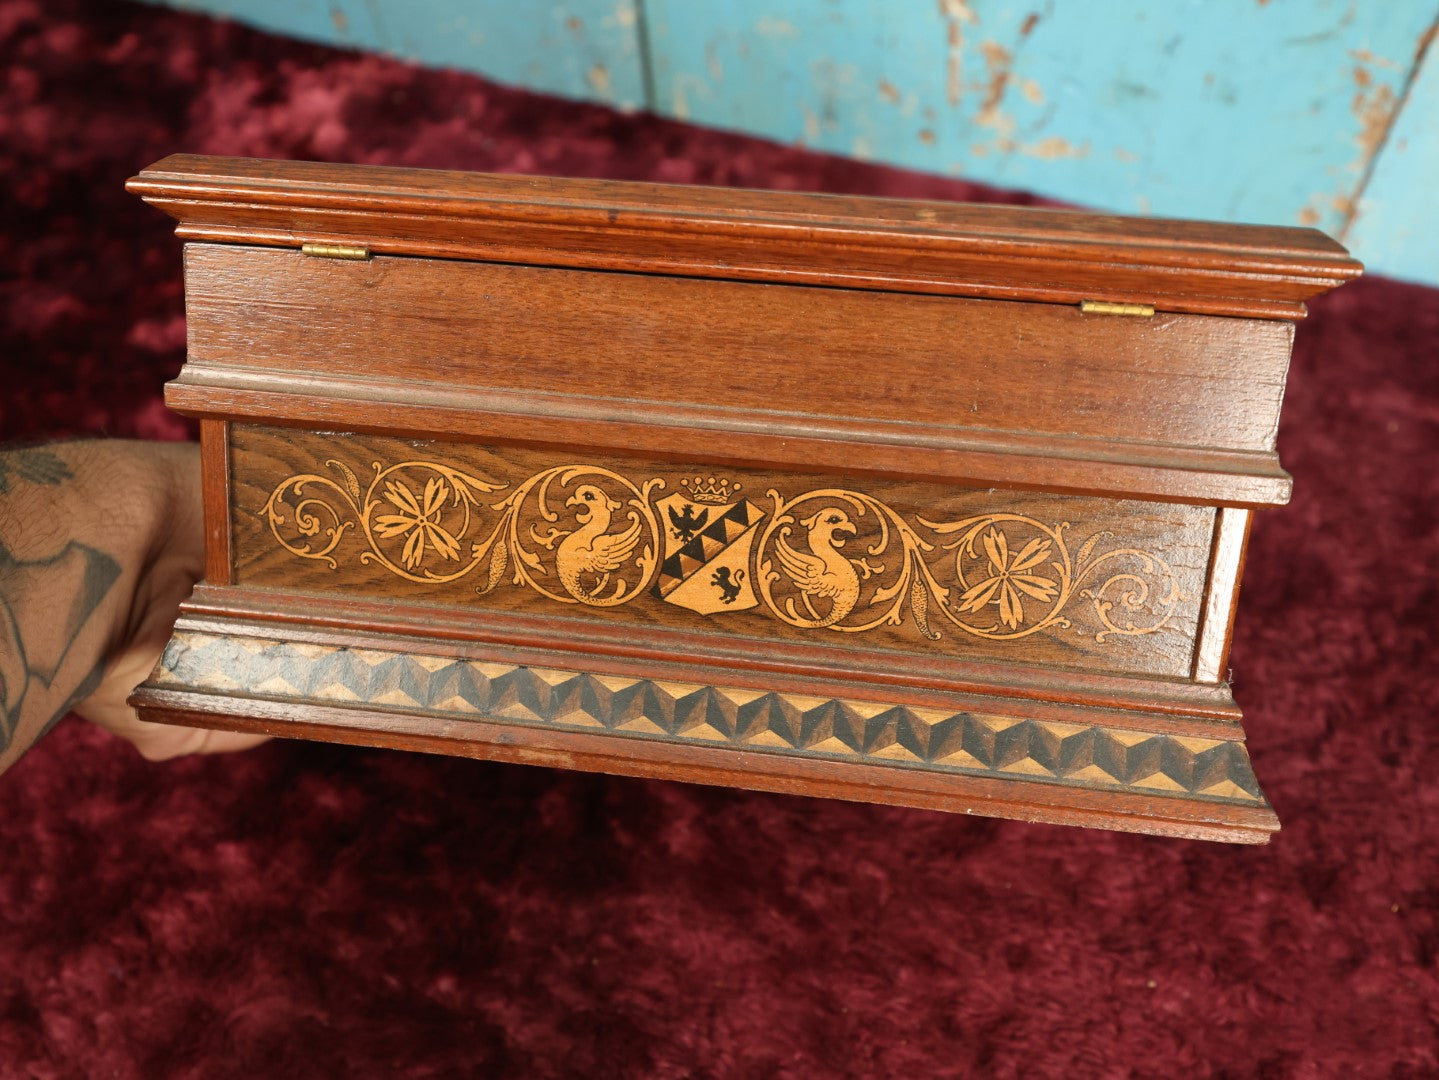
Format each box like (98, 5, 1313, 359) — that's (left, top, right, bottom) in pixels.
(131, 622, 1278, 844)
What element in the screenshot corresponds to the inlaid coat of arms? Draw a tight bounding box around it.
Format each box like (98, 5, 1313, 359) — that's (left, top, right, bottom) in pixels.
(653, 476, 766, 615)
(261, 453, 1188, 648)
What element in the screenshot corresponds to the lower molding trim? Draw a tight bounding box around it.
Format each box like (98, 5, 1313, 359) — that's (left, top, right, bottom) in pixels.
(132, 624, 1278, 843)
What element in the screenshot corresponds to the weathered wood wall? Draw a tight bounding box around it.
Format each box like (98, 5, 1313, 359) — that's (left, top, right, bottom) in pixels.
(150, 0, 1438, 284)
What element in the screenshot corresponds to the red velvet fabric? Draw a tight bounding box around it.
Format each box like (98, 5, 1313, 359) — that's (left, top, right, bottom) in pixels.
(2, 2, 1436, 1075)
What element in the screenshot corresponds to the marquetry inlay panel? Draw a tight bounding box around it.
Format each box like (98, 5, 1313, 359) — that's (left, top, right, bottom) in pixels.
(230, 426, 1215, 678)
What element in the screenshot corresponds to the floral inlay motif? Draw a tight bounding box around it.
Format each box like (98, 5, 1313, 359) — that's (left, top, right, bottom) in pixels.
(262, 457, 1188, 646)
(956, 528, 1060, 630)
(374, 477, 465, 569)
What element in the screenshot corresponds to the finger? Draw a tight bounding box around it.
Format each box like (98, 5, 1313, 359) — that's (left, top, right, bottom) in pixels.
(122, 716, 271, 762)
(189, 728, 272, 756)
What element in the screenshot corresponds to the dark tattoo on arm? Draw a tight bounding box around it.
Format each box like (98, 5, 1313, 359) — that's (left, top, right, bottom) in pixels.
(0, 448, 73, 495)
(0, 539, 121, 752)
(0, 442, 121, 754)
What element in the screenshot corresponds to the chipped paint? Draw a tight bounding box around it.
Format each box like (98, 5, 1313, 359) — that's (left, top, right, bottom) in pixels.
(609, 1, 637, 29)
(1024, 135, 1088, 160)
(965, 36, 1022, 157)
(945, 20, 964, 107)
(1295, 192, 1360, 229)
(1351, 60, 1400, 176)
(1349, 47, 1401, 71)
(938, 0, 977, 21)
(939, 0, 977, 108)
(170, 0, 1439, 283)
(1344, 22, 1438, 283)
(976, 39, 1014, 129)
(637, 0, 1432, 253)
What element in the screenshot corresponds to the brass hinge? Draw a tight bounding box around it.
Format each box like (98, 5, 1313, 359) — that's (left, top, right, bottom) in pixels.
(1080, 299, 1156, 317)
(301, 242, 371, 260)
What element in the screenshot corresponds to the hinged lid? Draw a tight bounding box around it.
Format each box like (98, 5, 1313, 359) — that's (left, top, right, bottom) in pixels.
(129, 154, 1360, 321)
(129, 155, 1365, 508)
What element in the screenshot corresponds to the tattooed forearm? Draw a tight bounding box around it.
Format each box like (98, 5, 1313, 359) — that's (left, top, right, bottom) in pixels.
(0, 447, 73, 494)
(0, 442, 125, 762)
(0, 438, 254, 774)
(0, 538, 121, 752)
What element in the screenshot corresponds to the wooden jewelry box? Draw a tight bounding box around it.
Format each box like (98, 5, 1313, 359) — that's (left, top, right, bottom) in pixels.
(127, 155, 1361, 843)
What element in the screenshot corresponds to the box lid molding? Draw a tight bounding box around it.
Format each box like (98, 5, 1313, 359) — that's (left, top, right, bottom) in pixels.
(129, 155, 1362, 321)
(165, 375, 1294, 507)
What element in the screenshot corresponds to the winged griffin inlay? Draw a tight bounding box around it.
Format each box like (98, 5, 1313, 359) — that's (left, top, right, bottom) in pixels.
(262, 459, 1186, 644)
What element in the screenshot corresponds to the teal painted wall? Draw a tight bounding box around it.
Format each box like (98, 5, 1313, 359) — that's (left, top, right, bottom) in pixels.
(156, 0, 649, 108)
(150, 0, 1439, 285)
(1345, 30, 1439, 287)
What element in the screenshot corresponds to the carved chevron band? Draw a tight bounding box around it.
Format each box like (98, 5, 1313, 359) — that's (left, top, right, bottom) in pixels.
(148, 631, 1264, 805)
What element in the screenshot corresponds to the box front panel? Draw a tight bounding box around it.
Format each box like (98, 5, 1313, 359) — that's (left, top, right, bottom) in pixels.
(228, 425, 1214, 681)
(182, 245, 1296, 457)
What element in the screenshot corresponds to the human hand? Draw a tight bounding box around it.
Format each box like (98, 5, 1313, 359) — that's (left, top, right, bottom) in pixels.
(0, 440, 267, 773)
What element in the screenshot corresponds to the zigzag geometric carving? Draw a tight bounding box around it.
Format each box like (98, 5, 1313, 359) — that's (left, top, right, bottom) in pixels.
(148, 631, 1264, 804)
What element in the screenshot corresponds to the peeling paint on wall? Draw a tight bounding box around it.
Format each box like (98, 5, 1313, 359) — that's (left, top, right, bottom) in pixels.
(1025, 135, 1087, 160)
(641, 0, 1434, 251)
(1342, 14, 1439, 282)
(1352, 61, 1400, 173)
(939, 0, 977, 108)
(150, 0, 1439, 284)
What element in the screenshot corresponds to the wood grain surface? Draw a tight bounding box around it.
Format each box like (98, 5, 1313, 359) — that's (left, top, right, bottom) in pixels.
(1192, 507, 1253, 682)
(124, 155, 1347, 841)
(128, 154, 1362, 319)
(198, 420, 234, 585)
(230, 425, 1214, 680)
(173, 243, 1300, 507)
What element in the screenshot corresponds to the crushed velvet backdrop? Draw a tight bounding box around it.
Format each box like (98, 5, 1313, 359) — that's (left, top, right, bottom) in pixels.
(1, 1, 1435, 1076)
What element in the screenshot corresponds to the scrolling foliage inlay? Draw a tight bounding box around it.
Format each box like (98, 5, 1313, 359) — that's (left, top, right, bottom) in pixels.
(263, 458, 1185, 645)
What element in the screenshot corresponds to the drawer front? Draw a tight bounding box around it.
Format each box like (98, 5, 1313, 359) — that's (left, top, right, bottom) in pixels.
(228, 425, 1215, 681)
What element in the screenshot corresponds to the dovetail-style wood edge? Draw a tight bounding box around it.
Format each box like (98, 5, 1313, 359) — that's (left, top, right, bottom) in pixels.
(130, 623, 1278, 843)
(127, 154, 1361, 320)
